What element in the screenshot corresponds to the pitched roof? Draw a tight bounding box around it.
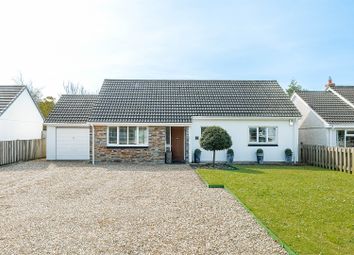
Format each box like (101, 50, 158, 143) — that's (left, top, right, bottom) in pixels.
(332, 86, 354, 105)
(45, 95, 98, 123)
(296, 91, 354, 124)
(88, 79, 300, 123)
(0, 85, 26, 116)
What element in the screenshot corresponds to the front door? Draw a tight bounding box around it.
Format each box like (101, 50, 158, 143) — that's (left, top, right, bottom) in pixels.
(171, 127, 185, 162)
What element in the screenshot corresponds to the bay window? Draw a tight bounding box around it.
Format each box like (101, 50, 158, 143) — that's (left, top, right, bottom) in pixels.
(107, 127, 148, 146)
(249, 127, 278, 145)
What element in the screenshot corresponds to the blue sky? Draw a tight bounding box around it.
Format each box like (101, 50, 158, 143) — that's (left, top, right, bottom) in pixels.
(0, 0, 353, 96)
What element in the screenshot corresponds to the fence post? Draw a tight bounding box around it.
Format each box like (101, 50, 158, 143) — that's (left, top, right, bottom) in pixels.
(350, 148, 354, 174)
(343, 148, 346, 172)
(0, 139, 46, 166)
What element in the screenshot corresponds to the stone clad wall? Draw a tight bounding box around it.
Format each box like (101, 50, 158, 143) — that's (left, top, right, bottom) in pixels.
(94, 126, 165, 163)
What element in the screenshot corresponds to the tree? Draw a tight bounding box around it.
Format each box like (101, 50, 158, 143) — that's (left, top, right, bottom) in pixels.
(200, 126, 232, 167)
(63, 81, 89, 95)
(38, 96, 55, 118)
(13, 72, 42, 103)
(286, 79, 303, 96)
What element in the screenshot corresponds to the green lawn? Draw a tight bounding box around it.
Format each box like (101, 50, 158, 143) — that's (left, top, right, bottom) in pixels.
(196, 165, 354, 255)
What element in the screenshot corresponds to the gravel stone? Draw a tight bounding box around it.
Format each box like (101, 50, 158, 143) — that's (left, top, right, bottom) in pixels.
(0, 160, 286, 254)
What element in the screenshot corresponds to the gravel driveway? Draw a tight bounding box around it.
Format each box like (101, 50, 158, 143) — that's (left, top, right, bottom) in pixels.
(0, 160, 286, 254)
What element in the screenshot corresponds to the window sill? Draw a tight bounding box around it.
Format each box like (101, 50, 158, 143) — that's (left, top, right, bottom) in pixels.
(248, 144, 278, 147)
(106, 145, 149, 148)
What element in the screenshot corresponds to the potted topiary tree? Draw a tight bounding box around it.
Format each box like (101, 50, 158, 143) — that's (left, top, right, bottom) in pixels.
(285, 148, 293, 163)
(226, 149, 234, 164)
(256, 148, 264, 164)
(194, 149, 201, 163)
(200, 126, 232, 167)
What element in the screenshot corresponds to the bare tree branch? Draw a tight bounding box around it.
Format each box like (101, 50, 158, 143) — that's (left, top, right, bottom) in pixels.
(62, 81, 89, 95)
(12, 72, 42, 102)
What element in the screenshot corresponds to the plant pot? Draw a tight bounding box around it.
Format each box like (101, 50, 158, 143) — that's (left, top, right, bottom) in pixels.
(165, 151, 172, 164)
(285, 155, 292, 163)
(194, 154, 201, 163)
(257, 155, 264, 164)
(227, 154, 234, 164)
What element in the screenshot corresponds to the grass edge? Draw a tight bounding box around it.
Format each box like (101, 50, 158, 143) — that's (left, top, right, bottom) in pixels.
(195, 170, 298, 255)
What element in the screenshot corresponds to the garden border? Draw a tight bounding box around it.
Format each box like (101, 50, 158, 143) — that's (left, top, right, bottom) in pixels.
(196, 171, 298, 255)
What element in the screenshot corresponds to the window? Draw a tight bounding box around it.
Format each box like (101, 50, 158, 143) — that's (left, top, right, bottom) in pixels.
(128, 127, 137, 144)
(336, 130, 354, 147)
(258, 127, 267, 142)
(249, 127, 277, 144)
(347, 137, 354, 147)
(107, 127, 148, 146)
(119, 127, 127, 145)
(337, 130, 345, 147)
(249, 128, 257, 142)
(108, 127, 117, 144)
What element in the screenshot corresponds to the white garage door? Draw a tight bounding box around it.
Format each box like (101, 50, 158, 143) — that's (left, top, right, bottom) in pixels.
(56, 128, 90, 160)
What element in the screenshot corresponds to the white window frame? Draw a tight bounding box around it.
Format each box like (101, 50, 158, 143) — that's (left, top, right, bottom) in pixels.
(107, 126, 149, 147)
(336, 129, 354, 147)
(248, 126, 278, 144)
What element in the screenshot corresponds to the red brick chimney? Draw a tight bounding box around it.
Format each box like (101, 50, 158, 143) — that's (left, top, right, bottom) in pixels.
(325, 76, 335, 90)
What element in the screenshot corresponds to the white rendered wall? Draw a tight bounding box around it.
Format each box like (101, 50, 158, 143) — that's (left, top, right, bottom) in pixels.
(0, 89, 43, 141)
(299, 128, 329, 146)
(328, 129, 337, 147)
(190, 118, 298, 163)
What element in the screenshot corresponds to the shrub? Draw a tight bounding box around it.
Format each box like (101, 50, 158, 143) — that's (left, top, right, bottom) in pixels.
(285, 148, 293, 156)
(256, 148, 264, 155)
(227, 148, 234, 156)
(200, 126, 232, 166)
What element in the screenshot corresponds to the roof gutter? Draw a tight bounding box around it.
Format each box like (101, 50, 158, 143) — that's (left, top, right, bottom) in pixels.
(191, 116, 301, 121)
(44, 123, 90, 127)
(87, 122, 192, 127)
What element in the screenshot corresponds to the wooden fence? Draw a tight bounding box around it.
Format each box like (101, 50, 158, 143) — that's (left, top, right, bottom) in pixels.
(0, 139, 46, 166)
(300, 144, 353, 174)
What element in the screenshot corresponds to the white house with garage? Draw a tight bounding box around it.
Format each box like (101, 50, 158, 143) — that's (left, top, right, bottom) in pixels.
(292, 78, 354, 147)
(0, 85, 43, 141)
(45, 79, 301, 163)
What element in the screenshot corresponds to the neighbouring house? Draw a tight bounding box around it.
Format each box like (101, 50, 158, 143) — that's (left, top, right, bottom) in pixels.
(292, 78, 354, 147)
(45, 79, 301, 163)
(0, 85, 44, 141)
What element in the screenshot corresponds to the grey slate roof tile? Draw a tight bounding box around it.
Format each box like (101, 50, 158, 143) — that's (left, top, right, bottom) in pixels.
(88, 79, 301, 123)
(296, 91, 354, 124)
(0, 85, 26, 116)
(332, 86, 354, 105)
(45, 95, 97, 123)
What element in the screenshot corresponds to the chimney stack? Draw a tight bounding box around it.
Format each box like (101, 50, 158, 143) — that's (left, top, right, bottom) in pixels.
(325, 76, 335, 90)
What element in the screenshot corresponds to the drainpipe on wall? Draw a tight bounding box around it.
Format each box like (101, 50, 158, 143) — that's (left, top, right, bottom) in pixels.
(91, 124, 95, 165)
